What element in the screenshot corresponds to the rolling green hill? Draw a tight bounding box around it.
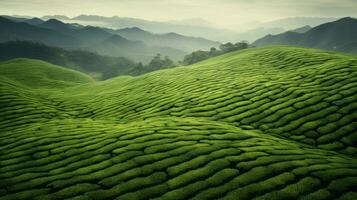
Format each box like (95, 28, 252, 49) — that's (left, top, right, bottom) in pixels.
(0, 46, 357, 199)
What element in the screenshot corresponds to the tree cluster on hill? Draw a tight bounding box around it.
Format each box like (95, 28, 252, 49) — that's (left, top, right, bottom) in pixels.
(182, 41, 249, 65)
(127, 54, 175, 76)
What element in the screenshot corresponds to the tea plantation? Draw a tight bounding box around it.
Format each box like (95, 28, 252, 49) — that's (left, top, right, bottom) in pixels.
(0, 46, 356, 199)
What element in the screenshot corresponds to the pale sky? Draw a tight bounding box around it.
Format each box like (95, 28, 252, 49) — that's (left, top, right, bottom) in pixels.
(1, 0, 357, 27)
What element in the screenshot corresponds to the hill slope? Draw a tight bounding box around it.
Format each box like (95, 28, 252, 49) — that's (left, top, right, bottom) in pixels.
(253, 17, 357, 53)
(0, 46, 357, 199)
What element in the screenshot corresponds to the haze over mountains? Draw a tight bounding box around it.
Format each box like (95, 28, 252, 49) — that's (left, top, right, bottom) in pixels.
(1, 14, 357, 80)
(2, 14, 356, 55)
(56, 15, 340, 42)
(3, 14, 339, 43)
(43, 15, 238, 42)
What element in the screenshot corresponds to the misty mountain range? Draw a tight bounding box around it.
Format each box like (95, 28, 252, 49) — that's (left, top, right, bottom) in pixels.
(112, 27, 220, 52)
(0, 16, 222, 62)
(1, 14, 357, 67)
(43, 14, 237, 42)
(5, 15, 339, 42)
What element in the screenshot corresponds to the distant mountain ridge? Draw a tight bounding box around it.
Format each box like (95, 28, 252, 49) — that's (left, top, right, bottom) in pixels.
(253, 17, 357, 53)
(3, 14, 343, 43)
(114, 27, 220, 52)
(24, 17, 44, 25)
(40, 14, 239, 42)
(0, 16, 223, 61)
(41, 15, 342, 43)
(289, 25, 311, 33)
(0, 17, 81, 48)
(10, 16, 221, 52)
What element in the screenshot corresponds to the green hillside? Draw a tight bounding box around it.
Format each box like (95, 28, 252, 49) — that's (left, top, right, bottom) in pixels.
(0, 46, 357, 199)
(0, 58, 93, 88)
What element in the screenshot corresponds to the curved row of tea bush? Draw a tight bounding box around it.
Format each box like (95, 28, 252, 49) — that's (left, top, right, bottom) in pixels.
(0, 46, 356, 199)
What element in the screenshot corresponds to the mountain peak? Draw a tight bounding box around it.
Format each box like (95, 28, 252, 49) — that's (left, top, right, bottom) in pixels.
(73, 15, 107, 21)
(24, 17, 44, 25)
(165, 32, 181, 37)
(42, 15, 70, 21)
(0, 16, 11, 21)
(0, 16, 15, 25)
(336, 17, 356, 23)
(129, 27, 143, 31)
(31, 17, 43, 21)
(120, 27, 145, 32)
(43, 18, 66, 25)
(81, 25, 107, 32)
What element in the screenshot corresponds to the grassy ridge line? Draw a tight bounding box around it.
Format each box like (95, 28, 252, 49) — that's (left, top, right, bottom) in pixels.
(0, 117, 356, 200)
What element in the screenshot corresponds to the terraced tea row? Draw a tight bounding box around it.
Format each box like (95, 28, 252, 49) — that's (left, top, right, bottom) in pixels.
(49, 47, 357, 154)
(1, 118, 357, 200)
(0, 46, 357, 199)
